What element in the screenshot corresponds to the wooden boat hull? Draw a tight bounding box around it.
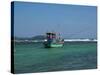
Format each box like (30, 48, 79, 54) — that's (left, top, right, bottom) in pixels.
(44, 43, 63, 48)
(51, 44, 63, 47)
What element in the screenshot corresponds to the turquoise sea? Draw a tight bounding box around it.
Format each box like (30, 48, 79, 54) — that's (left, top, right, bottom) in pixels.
(14, 42, 97, 74)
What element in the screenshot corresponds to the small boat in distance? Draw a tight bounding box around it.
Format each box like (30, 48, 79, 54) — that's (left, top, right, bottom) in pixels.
(44, 32, 64, 48)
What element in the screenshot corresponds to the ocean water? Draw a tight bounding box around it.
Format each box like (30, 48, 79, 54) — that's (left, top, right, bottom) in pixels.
(14, 42, 97, 74)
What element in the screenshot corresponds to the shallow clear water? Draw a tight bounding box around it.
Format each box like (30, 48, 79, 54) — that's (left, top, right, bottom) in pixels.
(14, 42, 97, 74)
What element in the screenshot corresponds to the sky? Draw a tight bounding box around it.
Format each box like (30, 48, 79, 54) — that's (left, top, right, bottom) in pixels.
(13, 1, 97, 39)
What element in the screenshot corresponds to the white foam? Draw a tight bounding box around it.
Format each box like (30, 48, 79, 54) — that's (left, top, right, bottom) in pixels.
(64, 39, 97, 42)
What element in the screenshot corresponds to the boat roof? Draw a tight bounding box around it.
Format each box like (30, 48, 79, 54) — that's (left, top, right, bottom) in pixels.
(46, 32, 56, 35)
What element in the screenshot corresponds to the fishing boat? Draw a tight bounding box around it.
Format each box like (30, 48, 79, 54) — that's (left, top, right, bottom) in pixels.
(44, 32, 64, 48)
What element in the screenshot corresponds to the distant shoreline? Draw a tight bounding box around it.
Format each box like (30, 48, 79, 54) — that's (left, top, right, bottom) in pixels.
(12, 39, 97, 43)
